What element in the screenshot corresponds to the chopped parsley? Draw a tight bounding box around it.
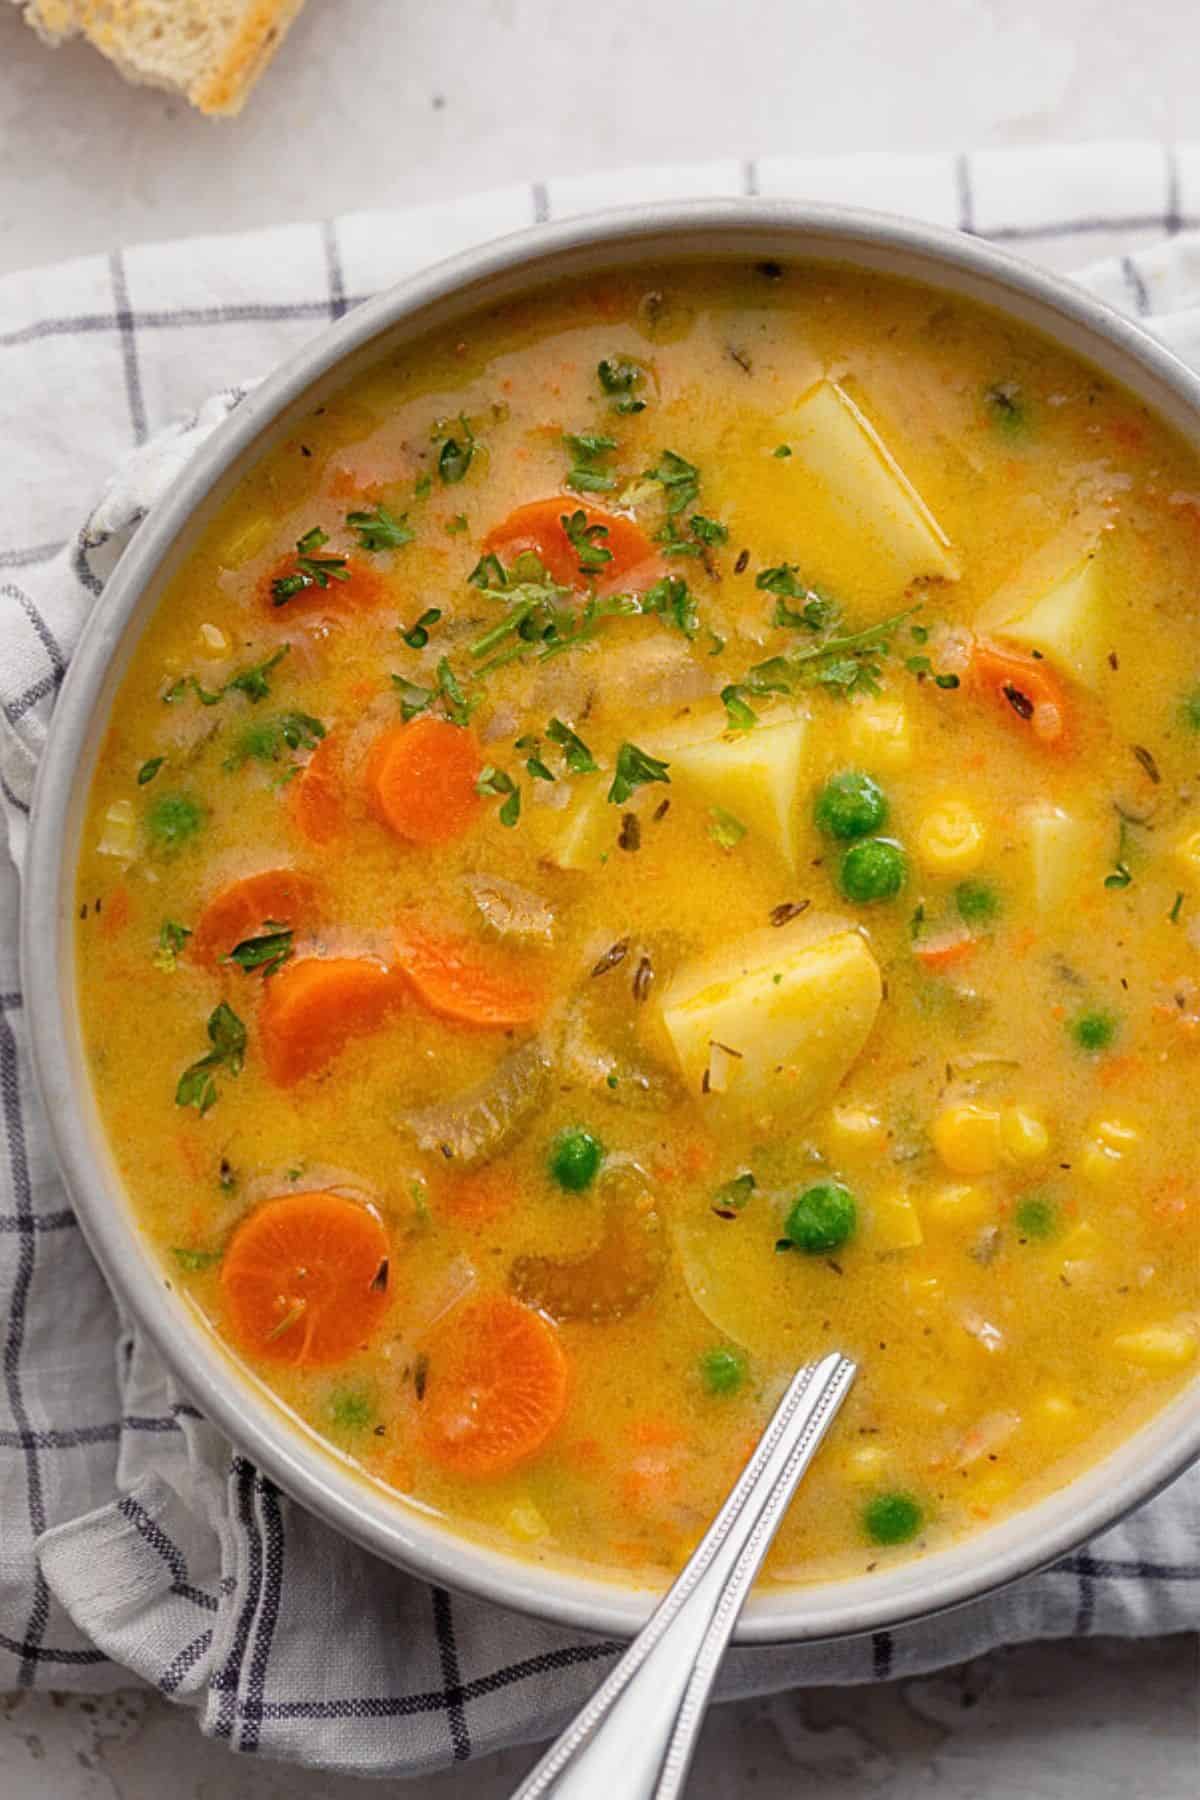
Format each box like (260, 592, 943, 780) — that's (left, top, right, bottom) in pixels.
(598, 357, 647, 414)
(392, 676, 434, 721)
(708, 807, 747, 850)
(984, 381, 1028, 437)
(346, 504, 415, 551)
(163, 645, 290, 710)
(564, 432, 618, 494)
(434, 656, 476, 726)
(137, 756, 165, 786)
(546, 717, 598, 774)
(561, 508, 614, 572)
(437, 418, 475, 485)
(270, 527, 350, 605)
(608, 742, 670, 806)
(153, 918, 192, 972)
(773, 443, 792, 458)
(226, 925, 294, 978)
(641, 575, 699, 638)
(171, 1246, 221, 1272)
(1170, 890, 1185, 923)
(402, 607, 442, 649)
(906, 654, 961, 690)
(476, 765, 521, 827)
(644, 449, 700, 515)
(757, 565, 838, 631)
(175, 1001, 246, 1114)
(330, 1387, 375, 1431)
(720, 685, 759, 732)
(711, 1172, 756, 1217)
(740, 606, 915, 702)
(656, 511, 728, 558)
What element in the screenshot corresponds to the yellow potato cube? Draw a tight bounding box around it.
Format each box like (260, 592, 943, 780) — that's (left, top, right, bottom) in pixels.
(1173, 824, 1200, 890)
(980, 541, 1108, 690)
(661, 713, 810, 869)
(931, 1104, 1003, 1176)
(845, 695, 913, 772)
(868, 1189, 924, 1251)
(547, 778, 615, 871)
(840, 1443, 890, 1486)
(915, 799, 988, 876)
(96, 799, 137, 861)
(922, 1182, 994, 1229)
(1112, 1326, 1197, 1371)
(1000, 1106, 1050, 1166)
(1021, 802, 1108, 915)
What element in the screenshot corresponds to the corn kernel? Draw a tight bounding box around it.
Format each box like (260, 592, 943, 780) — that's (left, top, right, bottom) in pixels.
(846, 696, 913, 771)
(196, 621, 231, 659)
(828, 1105, 886, 1154)
(923, 1181, 994, 1229)
(1079, 1144, 1121, 1185)
(1171, 822, 1200, 890)
(1033, 1392, 1082, 1437)
(931, 1103, 1003, 1176)
(1059, 1221, 1101, 1260)
(96, 798, 136, 860)
(1000, 1105, 1050, 1166)
(966, 1468, 1017, 1512)
(915, 799, 988, 875)
(1112, 1326, 1198, 1371)
(506, 1499, 551, 1541)
(841, 1443, 889, 1486)
(869, 1188, 924, 1250)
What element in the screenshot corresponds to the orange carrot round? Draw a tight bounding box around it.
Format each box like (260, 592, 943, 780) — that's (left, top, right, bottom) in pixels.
(396, 926, 544, 1028)
(419, 1294, 569, 1479)
(259, 955, 403, 1085)
(289, 731, 343, 846)
(191, 869, 321, 969)
(914, 933, 977, 973)
(366, 717, 482, 846)
(970, 639, 1072, 750)
(482, 497, 659, 590)
(220, 1191, 391, 1366)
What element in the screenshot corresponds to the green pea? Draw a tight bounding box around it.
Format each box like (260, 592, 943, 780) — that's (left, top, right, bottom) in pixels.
(1070, 1009, 1118, 1053)
(863, 1490, 924, 1546)
(1015, 1196, 1057, 1241)
(700, 1346, 746, 1395)
(145, 791, 204, 854)
(548, 1128, 604, 1192)
(814, 770, 888, 841)
(955, 879, 1000, 925)
(839, 837, 907, 905)
(330, 1387, 373, 1431)
(784, 1181, 857, 1254)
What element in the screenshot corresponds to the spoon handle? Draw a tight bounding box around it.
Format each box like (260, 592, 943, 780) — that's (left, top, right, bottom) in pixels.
(512, 1351, 857, 1800)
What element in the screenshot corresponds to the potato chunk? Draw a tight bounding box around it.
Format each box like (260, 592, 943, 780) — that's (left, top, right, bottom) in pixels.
(980, 538, 1108, 689)
(657, 915, 882, 1117)
(658, 713, 810, 869)
(1020, 802, 1107, 913)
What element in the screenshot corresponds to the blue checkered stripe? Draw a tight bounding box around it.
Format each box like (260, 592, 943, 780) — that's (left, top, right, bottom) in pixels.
(0, 146, 1198, 1776)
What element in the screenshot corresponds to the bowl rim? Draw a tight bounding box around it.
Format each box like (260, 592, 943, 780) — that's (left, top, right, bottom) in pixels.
(21, 197, 1200, 1646)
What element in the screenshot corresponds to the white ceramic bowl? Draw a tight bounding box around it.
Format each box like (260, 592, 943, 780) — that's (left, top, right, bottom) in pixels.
(23, 201, 1200, 1645)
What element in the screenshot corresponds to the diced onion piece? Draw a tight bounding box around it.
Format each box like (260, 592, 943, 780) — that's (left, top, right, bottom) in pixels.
(97, 799, 137, 860)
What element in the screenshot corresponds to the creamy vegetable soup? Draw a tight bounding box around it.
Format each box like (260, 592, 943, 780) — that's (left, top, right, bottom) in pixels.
(77, 262, 1200, 1585)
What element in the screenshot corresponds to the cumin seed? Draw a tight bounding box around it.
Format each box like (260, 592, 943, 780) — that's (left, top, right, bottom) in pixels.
(618, 813, 642, 852)
(1002, 682, 1034, 720)
(1132, 744, 1161, 784)
(591, 939, 629, 977)
(370, 1258, 389, 1293)
(413, 1352, 429, 1401)
(632, 955, 654, 1002)
(769, 899, 811, 927)
(734, 548, 750, 575)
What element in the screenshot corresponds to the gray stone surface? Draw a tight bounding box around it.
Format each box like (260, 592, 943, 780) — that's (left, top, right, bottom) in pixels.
(1, 0, 1197, 1790)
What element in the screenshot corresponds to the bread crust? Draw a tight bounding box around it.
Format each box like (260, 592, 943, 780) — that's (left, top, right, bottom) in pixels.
(14, 0, 308, 115)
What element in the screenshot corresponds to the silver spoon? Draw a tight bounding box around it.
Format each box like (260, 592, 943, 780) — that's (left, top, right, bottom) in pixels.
(511, 1351, 857, 1800)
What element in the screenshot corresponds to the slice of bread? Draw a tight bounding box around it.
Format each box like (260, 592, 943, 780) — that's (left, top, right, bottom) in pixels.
(14, 0, 308, 116)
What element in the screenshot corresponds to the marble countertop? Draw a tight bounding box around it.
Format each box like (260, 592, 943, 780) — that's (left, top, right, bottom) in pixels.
(0, 0, 1196, 1792)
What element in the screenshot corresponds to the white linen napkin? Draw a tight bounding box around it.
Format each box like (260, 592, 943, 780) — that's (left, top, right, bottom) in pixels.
(1, 143, 1197, 1779)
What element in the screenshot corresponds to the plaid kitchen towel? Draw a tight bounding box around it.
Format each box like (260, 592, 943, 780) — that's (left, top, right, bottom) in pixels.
(1, 143, 1198, 1779)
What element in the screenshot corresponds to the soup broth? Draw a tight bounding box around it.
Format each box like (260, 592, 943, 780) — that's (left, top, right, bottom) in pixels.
(76, 262, 1200, 1584)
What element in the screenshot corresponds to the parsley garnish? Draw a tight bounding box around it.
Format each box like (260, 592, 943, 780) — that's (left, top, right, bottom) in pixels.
(773, 444, 792, 458)
(171, 1247, 221, 1272)
(226, 924, 294, 978)
(608, 742, 670, 806)
(1104, 818, 1135, 889)
(757, 565, 838, 631)
(402, 608, 442, 649)
(270, 528, 349, 605)
(392, 676, 434, 721)
(1169, 890, 1185, 923)
(175, 1001, 246, 1114)
(437, 418, 475, 484)
(446, 514, 468, 535)
(644, 449, 700, 515)
(641, 575, 699, 639)
(224, 710, 325, 771)
(226, 645, 290, 703)
(546, 717, 598, 773)
(711, 1171, 756, 1217)
(984, 381, 1027, 436)
(477, 765, 521, 827)
(435, 656, 476, 726)
(138, 756, 165, 785)
(720, 685, 759, 731)
(561, 508, 614, 572)
(742, 607, 915, 702)
(708, 807, 746, 850)
(564, 433, 618, 494)
(346, 504, 415, 551)
(906, 655, 961, 690)
(331, 1388, 374, 1431)
(153, 918, 192, 972)
(598, 357, 647, 414)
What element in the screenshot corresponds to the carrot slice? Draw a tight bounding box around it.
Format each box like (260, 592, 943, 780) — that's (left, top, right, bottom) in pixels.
(482, 497, 659, 590)
(289, 732, 343, 846)
(260, 555, 386, 618)
(220, 1191, 390, 1367)
(419, 1294, 568, 1479)
(191, 869, 321, 969)
(366, 717, 483, 846)
(259, 955, 403, 1085)
(970, 640, 1072, 750)
(914, 932, 977, 973)
(396, 926, 544, 1028)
